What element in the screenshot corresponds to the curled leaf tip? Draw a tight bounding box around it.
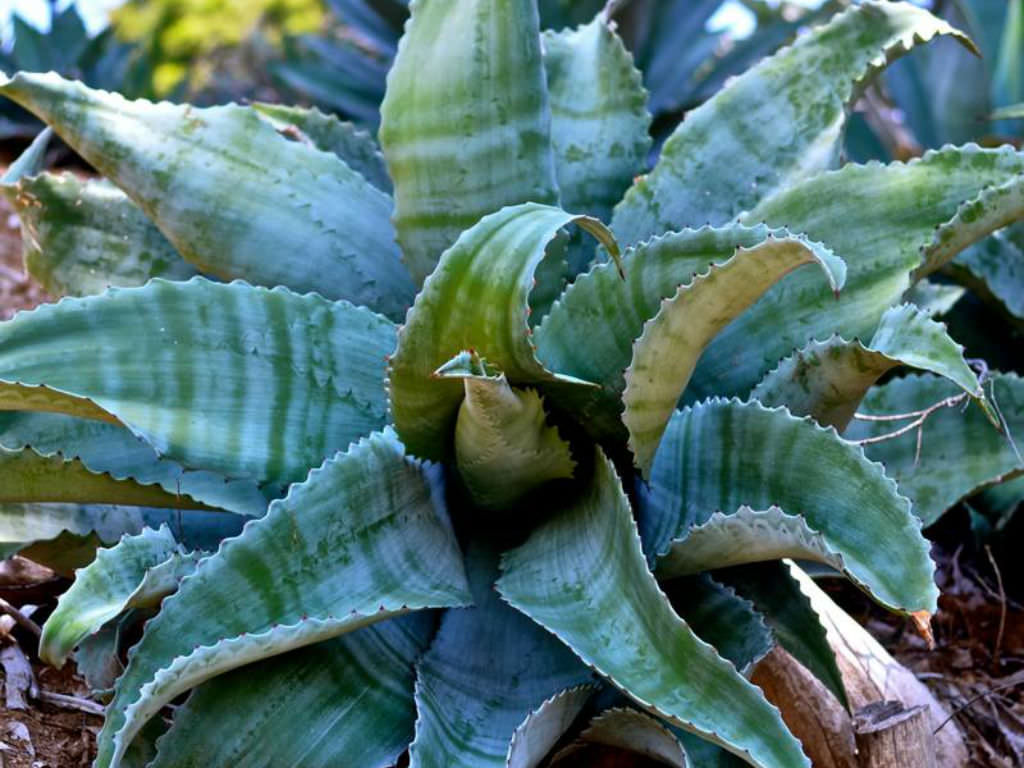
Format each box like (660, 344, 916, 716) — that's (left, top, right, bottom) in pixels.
(910, 610, 934, 649)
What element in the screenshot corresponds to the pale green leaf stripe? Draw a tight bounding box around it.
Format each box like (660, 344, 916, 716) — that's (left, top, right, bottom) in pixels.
(505, 686, 597, 768)
(543, 19, 649, 273)
(0, 412, 271, 516)
(556, 708, 687, 767)
(388, 203, 618, 461)
(949, 221, 1024, 324)
(916, 174, 1024, 280)
(664, 574, 773, 675)
(2, 173, 196, 297)
(379, 0, 560, 285)
(688, 145, 1024, 401)
(498, 449, 809, 768)
(535, 225, 829, 443)
(623, 235, 845, 474)
(251, 102, 393, 192)
(0, 278, 395, 485)
(40, 525, 192, 667)
(95, 431, 471, 768)
(0, 72, 415, 320)
(751, 303, 984, 430)
(718, 562, 848, 710)
(410, 546, 592, 768)
(0, 445, 210, 509)
(844, 373, 1024, 527)
(611, 0, 972, 245)
(642, 399, 938, 614)
(150, 614, 434, 768)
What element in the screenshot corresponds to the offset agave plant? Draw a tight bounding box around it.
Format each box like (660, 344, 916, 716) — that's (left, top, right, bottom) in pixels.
(0, 1, 1023, 766)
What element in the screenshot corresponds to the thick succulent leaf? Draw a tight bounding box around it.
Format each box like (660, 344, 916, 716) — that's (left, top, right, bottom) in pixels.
(949, 221, 1024, 325)
(751, 303, 985, 430)
(438, 352, 575, 510)
(717, 562, 847, 710)
(0, 504, 243, 574)
(74, 618, 126, 694)
(535, 225, 834, 443)
(149, 614, 433, 768)
(250, 102, 392, 192)
(916, 174, 1024, 280)
(543, 19, 650, 273)
(0, 278, 395, 486)
(0, 445, 210, 509)
(498, 449, 808, 768)
(642, 399, 938, 615)
(686, 145, 1024, 400)
(94, 431, 470, 768)
(388, 203, 618, 461)
(0, 72, 415, 319)
(902, 280, 965, 318)
(410, 546, 592, 768)
(0, 125, 52, 183)
(611, 0, 973, 245)
(977, 475, 1024, 530)
(40, 526, 195, 667)
(505, 686, 597, 768)
(553, 708, 687, 767)
(844, 373, 1024, 526)
(622, 235, 845, 474)
(379, 0, 559, 284)
(3, 173, 196, 297)
(664, 574, 773, 676)
(0, 412, 271, 516)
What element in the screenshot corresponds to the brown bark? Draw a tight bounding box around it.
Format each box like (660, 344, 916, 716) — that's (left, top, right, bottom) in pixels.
(854, 701, 936, 768)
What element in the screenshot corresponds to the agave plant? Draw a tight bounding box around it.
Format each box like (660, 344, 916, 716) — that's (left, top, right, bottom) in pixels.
(1, 1, 1023, 766)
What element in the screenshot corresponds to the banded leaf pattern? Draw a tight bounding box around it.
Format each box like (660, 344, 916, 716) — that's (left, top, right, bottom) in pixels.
(543, 18, 649, 273)
(844, 373, 1024, 526)
(498, 449, 809, 768)
(410, 547, 592, 768)
(0, 72, 415, 319)
(3, 174, 195, 297)
(642, 400, 938, 614)
(751, 303, 985, 430)
(150, 615, 434, 768)
(535, 225, 829, 442)
(387, 203, 617, 460)
(95, 431, 471, 768)
(40, 526, 193, 667)
(611, 0, 972, 245)
(379, 0, 560, 284)
(0, 278, 396, 485)
(622, 235, 845, 473)
(687, 146, 1024, 400)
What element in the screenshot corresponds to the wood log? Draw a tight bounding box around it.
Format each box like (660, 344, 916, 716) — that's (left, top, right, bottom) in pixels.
(788, 564, 969, 768)
(853, 701, 936, 768)
(751, 647, 858, 768)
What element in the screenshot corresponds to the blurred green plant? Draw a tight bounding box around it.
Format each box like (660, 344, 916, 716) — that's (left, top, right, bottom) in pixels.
(0, 3, 151, 139)
(111, 0, 324, 97)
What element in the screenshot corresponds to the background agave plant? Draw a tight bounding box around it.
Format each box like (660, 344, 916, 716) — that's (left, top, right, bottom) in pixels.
(0, 1, 1023, 766)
